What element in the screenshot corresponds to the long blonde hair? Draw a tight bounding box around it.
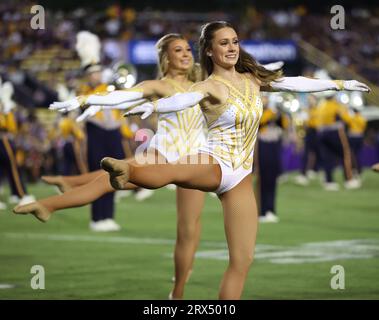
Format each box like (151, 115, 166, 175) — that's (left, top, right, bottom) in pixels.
(155, 33, 201, 82)
(199, 21, 282, 84)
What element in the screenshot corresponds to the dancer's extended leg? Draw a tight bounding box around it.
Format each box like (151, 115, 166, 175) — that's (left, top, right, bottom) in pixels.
(42, 170, 107, 192)
(13, 172, 138, 221)
(42, 152, 163, 192)
(101, 153, 221, 192)
(14, 151, 166, 221)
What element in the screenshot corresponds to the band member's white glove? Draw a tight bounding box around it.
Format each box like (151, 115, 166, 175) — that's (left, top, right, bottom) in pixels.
(75, 99, 147, 122)
(262, 61, 284, 71)
(49, 97, 82, 112)
(76, 105, 102, 122)
(0, 82, 15, 114)
(50, 90, 144, 113)
(270, 77, 370, 93)
(124, 92, 204, 119)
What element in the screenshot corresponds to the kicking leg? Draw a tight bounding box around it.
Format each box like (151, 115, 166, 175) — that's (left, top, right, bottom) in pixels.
(13, 151, 167, 222)
(41, 156, 135, 192)
(218, 174, 258, 299)
(14, 172, 139, 222)
(41, 170, 104, 193)
(101, 153, 221, 192)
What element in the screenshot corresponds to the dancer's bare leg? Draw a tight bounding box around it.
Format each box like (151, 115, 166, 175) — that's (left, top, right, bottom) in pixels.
(218, 174, 258, 300)
(41, 170, 105, 192)
(41, 156, 138, 192)
(101, 153, 221, 191)
(14, 151, 166, 222)
(171, 188, 204, 299)
(41, 151, 168, 191)
(13, 172, 138, 221)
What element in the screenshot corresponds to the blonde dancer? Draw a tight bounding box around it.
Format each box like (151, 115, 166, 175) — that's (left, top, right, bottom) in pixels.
(14, 34, 206, 299)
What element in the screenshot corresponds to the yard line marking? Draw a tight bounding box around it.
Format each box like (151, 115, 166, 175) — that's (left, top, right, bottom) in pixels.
(0, 284, 16, 289)
(192, 239, 379, 264)
(2, 232, 227, 248)
(4, 233, 379, 264)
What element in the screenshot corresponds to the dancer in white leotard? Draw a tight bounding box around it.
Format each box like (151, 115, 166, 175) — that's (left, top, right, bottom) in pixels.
(94, 22, 368, 299)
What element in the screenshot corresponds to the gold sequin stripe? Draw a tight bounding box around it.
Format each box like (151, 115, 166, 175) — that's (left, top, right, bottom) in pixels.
(160, 114, 187, 153)
(1, 136, 25, 197)
(159, 115, 178, 129)
(210, 75, 248, 103)
(160, 121, 190, 154)
(207, 129, 239, 165)
(207, 75, 262, 169)
(160, 124, 182, 154)
(213, 117, 259, 168)
(232, 119, 259, 170)
(211, 108, 260, 170)
(232, 93, 259, 158)
(242, 130, 259, 170)
(182, 109, 201, 133)
(243, 77, 250, 106)
(181, 111, 203, 146)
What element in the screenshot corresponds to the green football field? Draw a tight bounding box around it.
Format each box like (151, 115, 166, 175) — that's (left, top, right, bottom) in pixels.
(0, 170, 378, 300)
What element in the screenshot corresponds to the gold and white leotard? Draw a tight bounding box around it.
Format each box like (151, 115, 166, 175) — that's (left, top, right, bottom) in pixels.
(199, 74, 263, 194)
(149, 78, 207, 162)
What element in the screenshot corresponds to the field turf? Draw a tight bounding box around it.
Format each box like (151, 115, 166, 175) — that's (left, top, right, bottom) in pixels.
(0, 170, 378, 299)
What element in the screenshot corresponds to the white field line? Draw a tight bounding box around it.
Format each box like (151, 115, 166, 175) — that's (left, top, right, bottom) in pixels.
(1, 232, 227, 248)
(2, 233, 379, 264)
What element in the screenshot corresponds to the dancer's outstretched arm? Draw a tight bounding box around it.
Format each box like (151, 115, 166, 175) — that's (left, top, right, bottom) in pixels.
(124, 80, 210, 119)
(265, 77, 370, 93)
(125, 91, 205, 119)
(49, 80, 173, 113)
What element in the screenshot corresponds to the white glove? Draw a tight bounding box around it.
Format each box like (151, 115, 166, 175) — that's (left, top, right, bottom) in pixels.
(76, 99, 147, 122)
(50, 97, 82, 113)
(342, 80, 370, 92)
(2, 100, 15, 114)
(262, 61, 284, 71)
(270, 77, 371, 93)
(50, 91, 145, 113)
(1, 82, 15, 114)
(124, 102, 154, 120)
(124, 91, 204, 120)
(76, 105, 102, 122)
